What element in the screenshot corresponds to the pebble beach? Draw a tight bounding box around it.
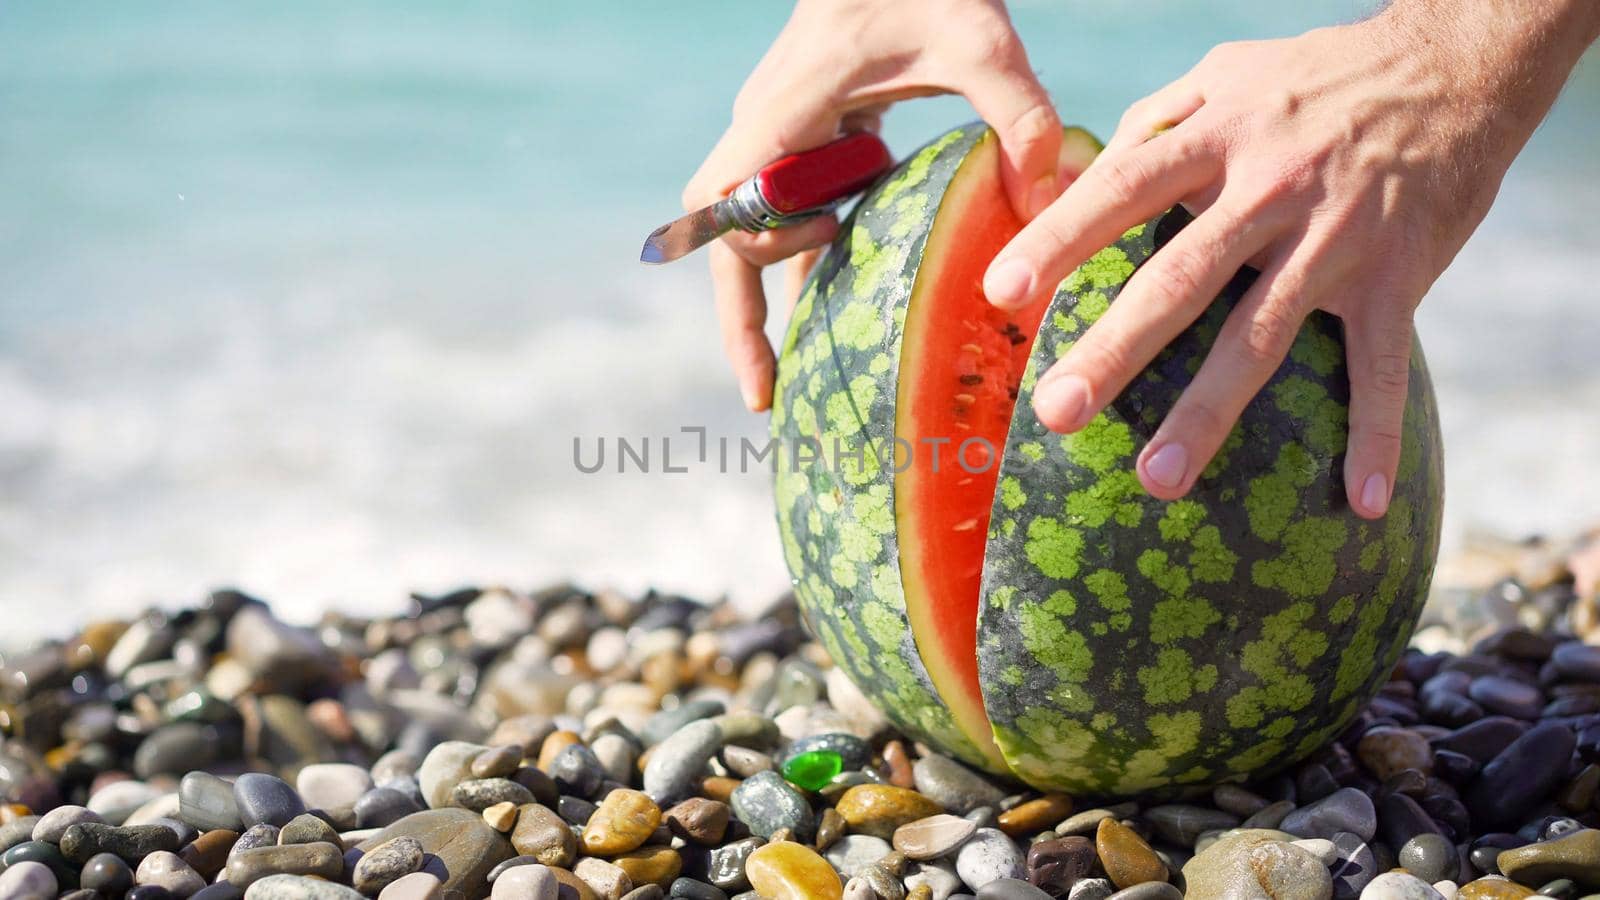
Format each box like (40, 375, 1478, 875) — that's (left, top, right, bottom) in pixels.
(1, 532, 1598, 900)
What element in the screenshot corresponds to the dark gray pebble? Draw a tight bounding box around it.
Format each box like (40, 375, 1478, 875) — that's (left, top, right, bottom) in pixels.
(3, 840, 78, 890)
(1378, 792, 1446, 851)
(1469, 675, 1545, 720)
(232, 773, 306, 829)
(557, 795, 597, 826)
(707, 837, 762, 892)
(451, 777, 535, 811)
(548, 743, 606, 799)
(643, 700, 727, 747)
(126, 886, 175, 900)
(1330, 831, 1378, 899)
(351, 834, 425, 895)
(670, 877, 729, 900)
(60, 823, 181, 865)
(133, 722, 218, 779)
(1466, 721, 1579, 830)
(729, 770, 815, 842)
(190, 884, 245, 900)
(1430, 717, 1527, 764)
(488, 854, 543, 882)
(277, 812, 338, 846)
(79, 851, 135, 895)
(354, 787, 423, 829)
(1398, 833, 1458, 883)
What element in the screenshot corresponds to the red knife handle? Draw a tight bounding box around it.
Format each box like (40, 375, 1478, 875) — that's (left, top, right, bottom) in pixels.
(754, 132, 893, 216)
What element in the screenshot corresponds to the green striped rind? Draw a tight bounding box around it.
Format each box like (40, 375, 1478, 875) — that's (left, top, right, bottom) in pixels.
(978, 207, 1444, 795)
(771, 123, 998, 771)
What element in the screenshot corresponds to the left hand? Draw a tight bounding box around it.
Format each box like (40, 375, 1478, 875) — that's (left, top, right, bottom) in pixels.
(981, 3, 1593, 518)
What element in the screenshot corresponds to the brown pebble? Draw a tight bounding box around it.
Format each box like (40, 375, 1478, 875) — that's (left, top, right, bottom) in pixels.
(574, 856, 633, 900)
(1557, 762, 1600, 813)
(998, 794, 1074, 837)
(537, 731, 582, 771)
(1457, 880, 1536, 899)
(482, 801, 518, 832)
(510, 802, 577, 867)
(582, 789, 662, 857)
(663, 798, 729, 846)
(178, 828, 237, 880)
(816, 807, 846, 851)
(1357, 726, 1434, 780)
(882, 741, 914, 789)
(612, 846, 683, 888)
(472, 745, 523, 779)
(700, 776, 740, 804)
(907, 886, 933, 900)
(1095, 817, 1168, 890)
(835, 785, 944, 840)
(552, 865, 602, 900)
(769, 827, 795, 844)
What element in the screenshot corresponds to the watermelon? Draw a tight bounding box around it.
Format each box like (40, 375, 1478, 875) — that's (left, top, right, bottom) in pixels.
(770, 122, 1444, 794)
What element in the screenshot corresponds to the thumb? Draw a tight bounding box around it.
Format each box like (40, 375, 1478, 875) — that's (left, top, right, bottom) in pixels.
(957, 50, 1062, 222)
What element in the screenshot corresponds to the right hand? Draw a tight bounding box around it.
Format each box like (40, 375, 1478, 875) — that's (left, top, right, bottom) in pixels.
(684, 0, 1063, 411)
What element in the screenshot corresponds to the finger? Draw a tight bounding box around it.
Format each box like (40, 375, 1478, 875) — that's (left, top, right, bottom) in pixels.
(784, 248, 823, 311)
(719, 214, 839, 268)
(1134, 244, 1318, 499)
(710, 242, 776, 412)
(984, 130, 1221, 311)
(684, 99, 841, 210)
(958, 60, 1064, 221)
(1102, 81, 1206, 158)
(1032, 201, 1281, 433)
(1341, 304, 1414, 518)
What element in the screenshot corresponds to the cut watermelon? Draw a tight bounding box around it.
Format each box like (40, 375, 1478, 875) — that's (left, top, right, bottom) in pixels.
(895, 130, 1102, 770)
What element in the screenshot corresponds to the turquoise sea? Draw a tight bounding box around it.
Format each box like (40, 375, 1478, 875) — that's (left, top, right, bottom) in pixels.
(2, 2, 1597, 641)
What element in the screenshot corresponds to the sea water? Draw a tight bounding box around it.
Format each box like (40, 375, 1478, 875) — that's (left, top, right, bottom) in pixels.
(1, 1, 1596, 644)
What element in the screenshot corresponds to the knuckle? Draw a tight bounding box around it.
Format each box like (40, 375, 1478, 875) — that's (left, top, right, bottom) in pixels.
(1234, 304, 1299, 369)
(1004, 102, 1060, 152)
(962, 21, 1024, 69)
(1368, 349, 1411, 398)
(1097, 154, 1155, 207)
(1141, 244, 1208, 313)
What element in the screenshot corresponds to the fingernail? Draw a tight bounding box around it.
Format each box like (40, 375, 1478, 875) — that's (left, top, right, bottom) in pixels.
(984, 259, 1034, 308)
(1144, 442, 1188, 490)
(1026, 174, 1057, 220)
(1360, 472, 1389, 515)
(1037, 373, 1090, 432)
(740, 380, 762, 411)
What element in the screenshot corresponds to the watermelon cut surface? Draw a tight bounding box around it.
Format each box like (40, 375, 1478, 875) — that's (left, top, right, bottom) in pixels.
(895, 134, 1048, 771)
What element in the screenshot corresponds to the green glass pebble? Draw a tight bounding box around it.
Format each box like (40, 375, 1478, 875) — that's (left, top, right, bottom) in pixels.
(781, 749, 843, 791)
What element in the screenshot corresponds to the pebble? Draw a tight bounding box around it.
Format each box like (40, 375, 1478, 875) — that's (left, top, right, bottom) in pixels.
(484, 801, 519, 832)
(894, 814, 978, 860)
(228, 843, 344, 889)
(664, 798, 729, 846)
(242, 874, 367, 899)
(296, 764, 373, 811)
(1468, 677, 1544, 720)
(1400, 833, 1461, 884)
(510, 803, 577, 867)
(355, 788, 423, 830)
(0, 861, 58, 900)
(781, 733, 871, 771)
(80, 851, 136, 895)
(88, 781, 163, 825)
(1068, 878, 1115, 900)
(1551, 642, 1600, 681)
(1361, 871, 1447, 899)
(574, 856, 633, 899)
(358, 808, 516, 899)
(643, 721, 723, 807)
(746, 841, 843, 900)
(955, 828, 1025, 891)
(454, 778, 537, 811)
(232, 774, 306, 829)
(492, 863, 559, 900)
(1244, 839, 1334, 899)
(825, 834, 893, 878)
(997, 795, 1073, 837)
(913, 756, 1006, 814)
(1465, 723, 1578, 830)
(836, 784, 943, 840)
(613, 847, 684, 889)
(379, 872, 445, 900)
(1024, 836, 1095, 896)
(1455, 879, 1536, 899)
(730, 771, 815, 841)
(1095, 819, 1166, 891)
(549, 744, 607, 800)
(352, 835, 426, 895)
(33, 805, 104, 843)
(1359, 727, 1436, 779)
(278, 812, 339, 845)
(1281, 788, 1378, 841)
(61, 823, 183, 865)
(180, 773, 245, 833)
(135, 850, 206, 898)
(1141, 804, 1239, 846)
(976, 879, 1052, 900)
(1493, 828, 1600, 886)
(1103, 884, 1181, 899)
(178, 829, 235, 881)
(583, 789, 662, 856)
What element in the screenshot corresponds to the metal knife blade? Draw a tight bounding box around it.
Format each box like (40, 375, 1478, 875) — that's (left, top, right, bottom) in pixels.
(639, 203, 728, 265)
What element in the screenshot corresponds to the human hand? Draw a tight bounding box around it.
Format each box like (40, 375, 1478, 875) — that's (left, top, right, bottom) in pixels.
(686, 0, 1064, 411)
(983, 0, 1600, 518)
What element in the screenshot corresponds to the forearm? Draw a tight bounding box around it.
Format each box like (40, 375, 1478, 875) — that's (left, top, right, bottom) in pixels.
(1379, 0, 1598, 156)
